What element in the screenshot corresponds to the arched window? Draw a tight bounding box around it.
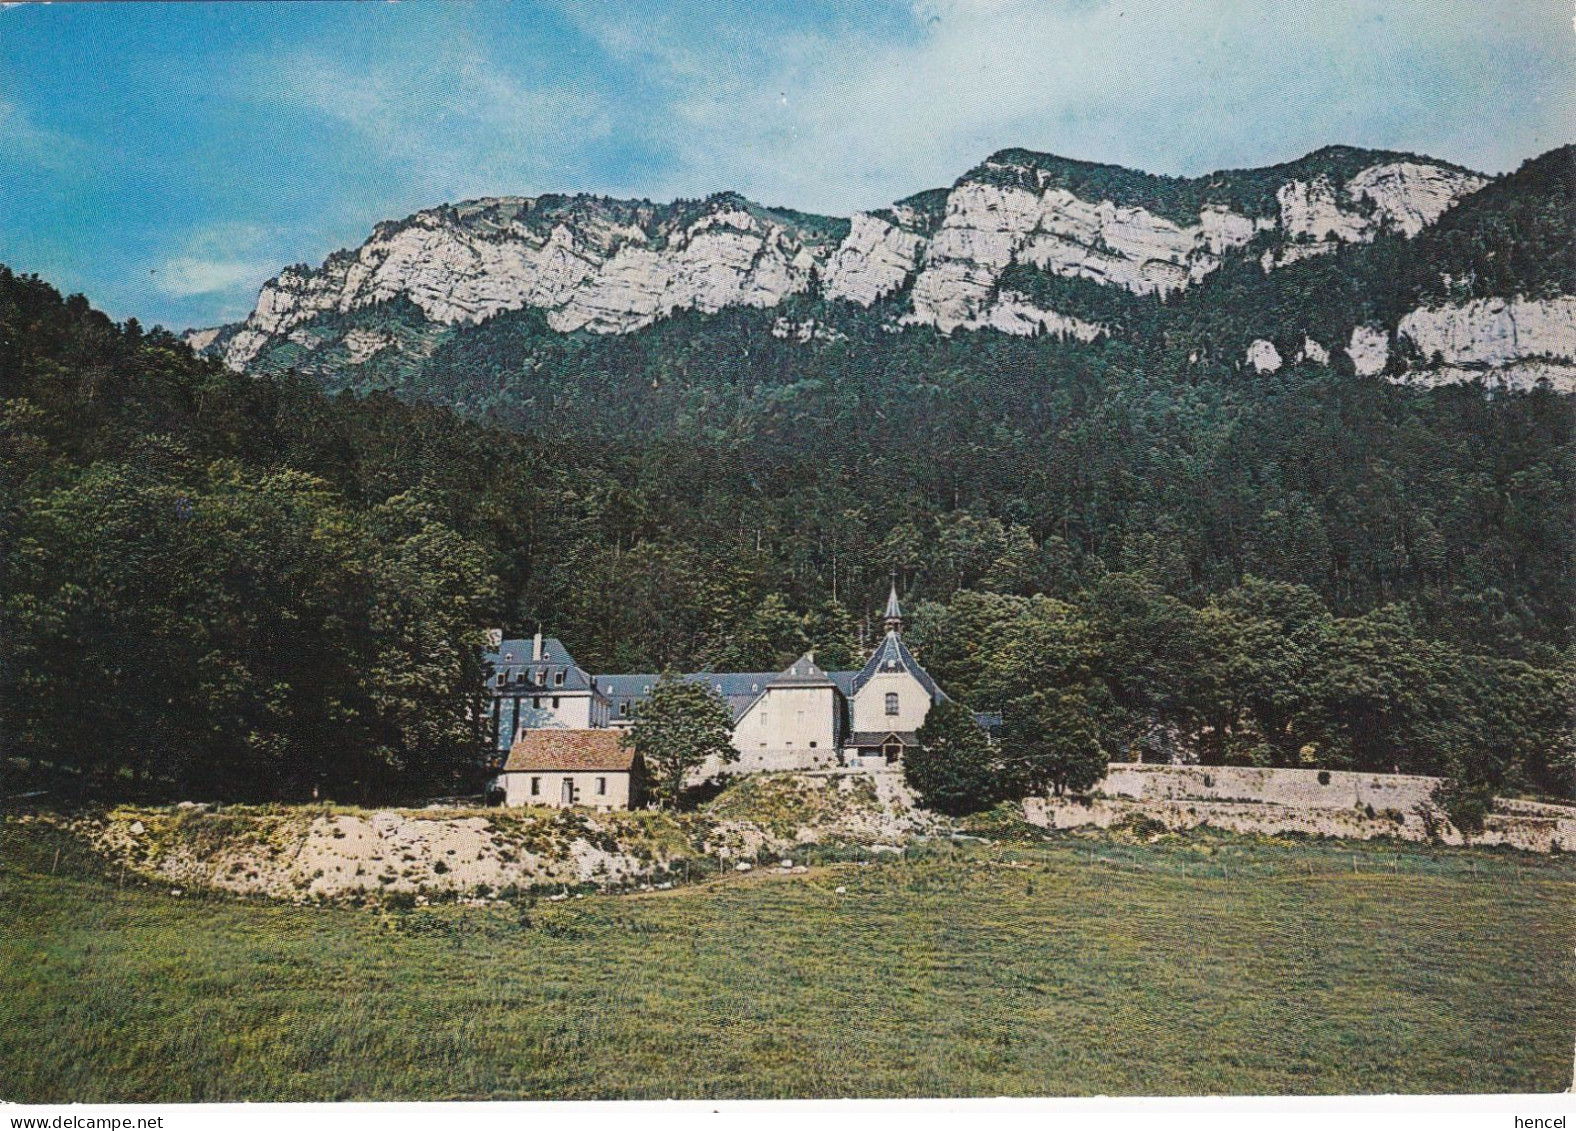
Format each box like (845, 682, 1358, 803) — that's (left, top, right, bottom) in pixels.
(885, 692, 900, 716)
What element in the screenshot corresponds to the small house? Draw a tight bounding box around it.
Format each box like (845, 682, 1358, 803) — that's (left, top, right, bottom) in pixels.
(498, 729, 645, 810)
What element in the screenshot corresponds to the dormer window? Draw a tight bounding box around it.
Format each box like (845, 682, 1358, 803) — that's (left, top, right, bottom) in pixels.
(504, 652, 514, 662)
(535, 668, 546, 684)
(554, 670, 565, 687)
(885, 692, 899, 716)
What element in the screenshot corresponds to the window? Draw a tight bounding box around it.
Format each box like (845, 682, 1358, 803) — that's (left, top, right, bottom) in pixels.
(809, 741, 817, 749)
(554, 669, 566, 687)
(619, 702, 628, 716)
(530, 777, 541, 796)
(552, 697, 560, 709)
(495, 674, 506, 687)
(885, 692, 900, 716)
(536, 668, 546, 684)
(596, 777, 607, 795)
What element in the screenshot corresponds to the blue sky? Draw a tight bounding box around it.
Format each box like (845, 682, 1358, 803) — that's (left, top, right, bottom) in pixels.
(2, 0, 1571, 330)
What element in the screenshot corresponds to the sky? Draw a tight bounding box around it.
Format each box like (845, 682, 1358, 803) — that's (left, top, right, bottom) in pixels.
(1, 0, 1572, 330)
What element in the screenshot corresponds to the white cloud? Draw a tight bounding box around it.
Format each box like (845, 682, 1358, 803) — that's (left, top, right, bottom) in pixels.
(0, 96, 82, 171)
(568, 0, 1576, 214)
(154, 256, 276, 299)
(251, 43, 613, 201)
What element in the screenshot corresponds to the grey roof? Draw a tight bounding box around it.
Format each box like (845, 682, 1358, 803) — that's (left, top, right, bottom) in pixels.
(485, 637, 599, 696)
(598, 671, 779, 723)
(850, 631, 948, 703)
(846, 730, 919, 747)
(769, 652, 837, 688)
(884, 582, 903, 621)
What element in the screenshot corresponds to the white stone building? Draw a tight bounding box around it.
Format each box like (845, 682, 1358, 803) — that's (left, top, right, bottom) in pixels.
(493, 584, 973, 791)
(499, 730, 645, 810)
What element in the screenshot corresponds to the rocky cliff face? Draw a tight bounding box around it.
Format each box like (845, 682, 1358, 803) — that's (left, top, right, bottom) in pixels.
(197, 147, 1495, 372)
(1390, 296, 1576, 392)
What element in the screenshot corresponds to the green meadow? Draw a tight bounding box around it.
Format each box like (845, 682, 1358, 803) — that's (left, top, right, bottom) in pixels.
(2, 819, 1572, 1101)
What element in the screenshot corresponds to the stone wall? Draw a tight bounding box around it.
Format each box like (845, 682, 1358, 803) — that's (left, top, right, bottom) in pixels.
(1097, 763, 1440, 812)
(1024, 763, 1576, 852)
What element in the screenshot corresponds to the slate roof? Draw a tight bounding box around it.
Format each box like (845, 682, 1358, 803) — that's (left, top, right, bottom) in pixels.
(766, 653, 837, 688)
(846, 730, 919, 747)
(503, 730, 636, 773)
(850, 631, 949, 703)
(486, 637, 600, 696)
(598, 672, 779, 723)
(884, 582, 903, 621)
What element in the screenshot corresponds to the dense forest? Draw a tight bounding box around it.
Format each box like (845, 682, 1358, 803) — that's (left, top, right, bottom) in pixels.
(1, 149, 1571, 804)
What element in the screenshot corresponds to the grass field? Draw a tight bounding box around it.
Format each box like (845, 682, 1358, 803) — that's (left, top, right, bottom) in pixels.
(2, 818, 1572, 1101)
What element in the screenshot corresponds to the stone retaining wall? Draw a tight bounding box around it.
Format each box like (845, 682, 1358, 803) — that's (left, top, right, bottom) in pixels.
(1029, 764, 1576, 852)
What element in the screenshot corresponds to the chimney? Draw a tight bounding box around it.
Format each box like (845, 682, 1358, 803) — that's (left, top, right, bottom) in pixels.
(485, 628, 503, 650)
(532, 631, 543, 662)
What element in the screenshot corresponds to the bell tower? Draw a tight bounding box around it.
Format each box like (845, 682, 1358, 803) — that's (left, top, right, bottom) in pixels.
(883, 576, 903, 636)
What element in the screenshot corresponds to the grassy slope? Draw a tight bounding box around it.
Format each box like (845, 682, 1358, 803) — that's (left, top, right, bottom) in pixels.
(1, 821, 1572, 1101)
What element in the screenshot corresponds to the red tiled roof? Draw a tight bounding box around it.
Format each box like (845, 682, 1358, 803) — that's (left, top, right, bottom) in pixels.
(503, 729, 636, 772)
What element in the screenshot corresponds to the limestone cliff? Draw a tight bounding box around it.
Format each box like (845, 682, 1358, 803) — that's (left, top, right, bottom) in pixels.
(1391, 296, 1576, 392)
(198, 146, 1495, 370)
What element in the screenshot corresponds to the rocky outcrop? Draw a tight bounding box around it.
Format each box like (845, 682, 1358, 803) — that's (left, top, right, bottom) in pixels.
(1397, 295, 1576, 367)
(905, 175, 1268, 333)
(1246, 339, 1283, 373)
(1347, 324, 1392, 377)
(822, 209, 930, 306)
(1297, 337, 1330, 365)
(204, 148, 1494, 368)
(1378, 296, 1576, 393)
(217, 195, 845, 369)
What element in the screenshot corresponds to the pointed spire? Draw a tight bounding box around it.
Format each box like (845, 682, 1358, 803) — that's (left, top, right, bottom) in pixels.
(884, 575, 903, 635)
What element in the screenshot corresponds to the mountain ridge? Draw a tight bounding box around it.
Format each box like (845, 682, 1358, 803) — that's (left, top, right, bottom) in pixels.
(188, 143, 1576, 394)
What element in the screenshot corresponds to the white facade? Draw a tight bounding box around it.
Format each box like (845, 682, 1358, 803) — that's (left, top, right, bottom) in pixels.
(734, 684, 840, 754)
(502, 769, 633, 810)
(504, 584, 965, 777)
(851, 668, 932, 734)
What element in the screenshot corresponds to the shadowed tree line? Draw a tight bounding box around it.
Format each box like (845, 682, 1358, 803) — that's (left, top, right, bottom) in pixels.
(0, 263, 1570, 804)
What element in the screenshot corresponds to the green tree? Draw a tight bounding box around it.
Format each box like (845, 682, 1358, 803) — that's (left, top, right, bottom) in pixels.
(905, 699, 1000, 816)
(1000, 691, 1108, 797)
(624, 671, 737, 809)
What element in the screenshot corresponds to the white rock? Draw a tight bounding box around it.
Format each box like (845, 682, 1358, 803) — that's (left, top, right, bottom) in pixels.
(834, 885, 847, 894)
(1397, 296, 1576, 369)
(1268, 164, 1484, 269)
(129, 820, 145, 835)
(734, 862, 753, 872)
(1348, 162, 1487, 238)
(343, 327, 397, 364)
(976, 293, 1106, 341)
(1246, 339, 1283, 373)
(1348, 325, 1391, 377)
(823, 212, 927, 305)
(1297, 337, 1330, 365)
(1387, 359, 1576, 394)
